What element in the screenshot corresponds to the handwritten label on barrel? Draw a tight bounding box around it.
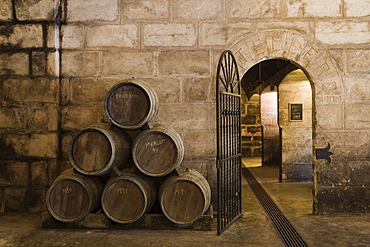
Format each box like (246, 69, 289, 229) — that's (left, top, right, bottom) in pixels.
(175, 189, 187, 195)
(145, 139, 166, 154)
(62, 187, 72, 194)
(117, 188, 129, 194)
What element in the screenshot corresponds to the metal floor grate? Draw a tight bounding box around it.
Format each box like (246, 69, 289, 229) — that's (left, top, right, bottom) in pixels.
(242, 167, 308, 247)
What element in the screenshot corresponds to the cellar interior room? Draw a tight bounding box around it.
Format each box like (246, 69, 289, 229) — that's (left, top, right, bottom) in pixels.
(1, 0, 370, 246)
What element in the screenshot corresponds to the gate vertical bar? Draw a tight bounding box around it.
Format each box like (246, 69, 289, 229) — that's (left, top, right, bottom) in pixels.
(216, 50, 242, 235)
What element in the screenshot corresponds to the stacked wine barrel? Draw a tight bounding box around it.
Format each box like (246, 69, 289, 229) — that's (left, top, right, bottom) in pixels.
(46, 79, 211, 226)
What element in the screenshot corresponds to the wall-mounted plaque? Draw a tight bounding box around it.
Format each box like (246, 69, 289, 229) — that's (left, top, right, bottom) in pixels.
(289, 103, 303, 121)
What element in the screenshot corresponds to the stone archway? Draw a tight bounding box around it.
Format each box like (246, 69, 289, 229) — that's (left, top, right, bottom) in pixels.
(228, 29, 344, 214)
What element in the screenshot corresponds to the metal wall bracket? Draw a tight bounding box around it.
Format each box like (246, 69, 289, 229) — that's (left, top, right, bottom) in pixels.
(316, 143, 334, 164)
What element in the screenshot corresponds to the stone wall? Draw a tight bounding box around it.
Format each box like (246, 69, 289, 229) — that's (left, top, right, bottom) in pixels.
(242, 94, 262, 157)
(279, 70, 312, 182)
(1, 0, 370, 214)
(261, 88, 280, 166)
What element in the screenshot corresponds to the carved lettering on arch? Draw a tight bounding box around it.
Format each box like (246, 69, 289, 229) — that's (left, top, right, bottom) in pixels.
(250, 39, 267, 58)
(315, 62, 330, 77)
(322, 81, 338, 91)
(283, 31, 307, 60)
(300, 46, 320, 67)
(265, 30, 286, 58)
(307, 54, 340, 80)
(229, 30, 343, 94)
(317, 95, 343, 103)
(243, 32, 270, 60)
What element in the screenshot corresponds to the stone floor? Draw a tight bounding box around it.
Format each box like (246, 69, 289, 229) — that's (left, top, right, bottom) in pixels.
(1, 158, 370, 247)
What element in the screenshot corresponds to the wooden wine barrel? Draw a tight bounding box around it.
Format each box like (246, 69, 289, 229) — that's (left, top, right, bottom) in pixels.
(104, 79, 159, 130)
(69, 125, 131, 176)
(132, 125, 184, 177)
(101, 172, 156, 224)
(46, 169, 104, 222)
(158, 168, 211, 225)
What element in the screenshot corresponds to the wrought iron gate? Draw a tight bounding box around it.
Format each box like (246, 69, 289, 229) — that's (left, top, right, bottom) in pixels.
(216, 50, 242, 235)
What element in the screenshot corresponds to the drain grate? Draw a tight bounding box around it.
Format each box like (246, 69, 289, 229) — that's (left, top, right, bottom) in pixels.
(242, 168, 308, 247)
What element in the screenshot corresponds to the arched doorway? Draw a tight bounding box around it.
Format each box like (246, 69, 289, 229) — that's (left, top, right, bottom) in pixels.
(241, 59, 313, 183)
(229, 29, 344, 214)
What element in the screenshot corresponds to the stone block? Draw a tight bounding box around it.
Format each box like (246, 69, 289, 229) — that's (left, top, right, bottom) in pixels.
(27, 105, 58, 131)
(345, 74, 370, 102)
(199, 23, 226, 47)
(61, 25, 84, 49)
(142, 77, 181, 104)
(316, 131, 369, 158)
(31, 161, 49, 186)
(15, 0, 55, 21)
(316, 160, 346, 186)
(227, 0, 280, 19)
(101, 51, 155, 77)
(61, 105, 106, 130)
(316, 103, 343, 130)
(345, 0, 370, 17)
(183, 131, 216, 158)
(4, 187, 27, 212)
(158, 51, 210, 76)
(62, 78, 117, 105)
(122, 0, 170, 20)
(0, 24, 43, 48)
(86, 24, 138, 48)
(0, 52, 29, 76)
(143, 23, 196, 47)
(0, 0, 12, 21)
(174, 0, 223, 20)
(200, 22, 254, 47)
(67, 0, 119, 22)
(347, 160, 370, 186)
(315, 21, 370, 45)
(282, 0, 341, 18)
(154, 104, 210, 131)
(0, 162, 28, 186)
(1, 133, 57, 158)
(256, 21, 311, 34)
(28, 134, 57, 158)
(0, 105, 57, 131)
(315, 186, 360, 213)
(346, 50, 370, 73)
(0, 107, 28, 129)
(2, 78, 58, 103)
(345, 103, 370, 129)
(62, 51, 100, 77)
(226, 22, 254, 45)
(183, 77, 211, 103)
(32, 51, 47, 76)
(282, 163, 312, 182)
(349, 187, 370, 213)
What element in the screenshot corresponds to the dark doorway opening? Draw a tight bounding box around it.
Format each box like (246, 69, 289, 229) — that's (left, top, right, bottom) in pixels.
(240, 59, 313, 183)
